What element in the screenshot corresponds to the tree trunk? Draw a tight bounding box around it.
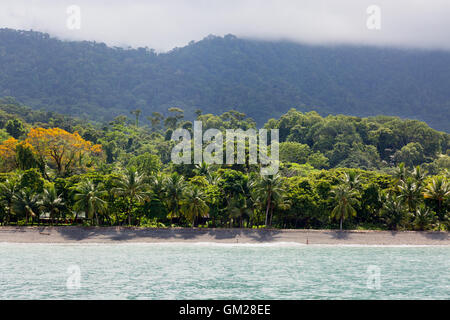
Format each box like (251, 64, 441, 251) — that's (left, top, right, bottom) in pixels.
(340, 217, 343, 231)
(265, 193, 271, 226)
(128, 199, 132, 225)
(6, 206, 11, 225)
(269, 206, 274, 227)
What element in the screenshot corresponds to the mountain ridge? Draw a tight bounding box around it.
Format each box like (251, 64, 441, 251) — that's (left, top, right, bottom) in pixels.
(0, 28, 449, 132)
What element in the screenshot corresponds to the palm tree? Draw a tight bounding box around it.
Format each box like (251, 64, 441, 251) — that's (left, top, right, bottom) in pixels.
(194, 162, 211, 177)
(412, 166, 427, 186)
(341, 171, 362, 190)
(444, 169, 450, 179)
(163, 173, 186, 222)
(147, 112, 163, 131)
(393, 162, 408, 185)
(412, 205, 436, 231)
(12, 189, 41, 225)
(248, 185, 264, 227)
(204, 173, 222, 227)
(226, 194, 252, 228)
(398, 177, 423, 213)
(0, 179, 18, 225)
(380, 193, 406, 230)
(250, 174, 287, 227)
(206, 172, 221, 186)
(113, 169, 150, 225)
(73, 180, 107, 226)
(149, 173, 165, 201)
(130, 109, 142, 127)
(330, 185, 358, 230)
(423, 177, 450, 217)
(181, 187, 209, 227)
(39, 185, 66, 225)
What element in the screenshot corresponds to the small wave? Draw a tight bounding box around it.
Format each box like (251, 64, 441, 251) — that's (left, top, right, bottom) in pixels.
(0, 241, 448, 248)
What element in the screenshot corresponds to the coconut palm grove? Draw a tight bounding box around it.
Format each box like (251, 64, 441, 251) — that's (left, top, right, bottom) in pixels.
(0, 99, 449, 231)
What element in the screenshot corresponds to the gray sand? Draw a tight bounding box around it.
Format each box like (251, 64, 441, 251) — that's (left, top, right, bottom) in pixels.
(0, 226, 448, 245)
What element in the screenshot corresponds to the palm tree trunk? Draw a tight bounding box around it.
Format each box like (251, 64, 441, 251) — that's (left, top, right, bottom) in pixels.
(269, 206, 274, 227)
(340, 217, 343, 231)
(6, 206, 11, 225)
(265, 195, 271, 226)
(437, 199, 442, 218)
(127, 200, 131, 225)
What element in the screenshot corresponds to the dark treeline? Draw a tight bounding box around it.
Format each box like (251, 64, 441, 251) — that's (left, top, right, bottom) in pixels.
(0, 100, 449, 230)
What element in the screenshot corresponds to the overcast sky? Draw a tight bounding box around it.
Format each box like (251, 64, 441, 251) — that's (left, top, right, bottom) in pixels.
(1, 0, 450, 52)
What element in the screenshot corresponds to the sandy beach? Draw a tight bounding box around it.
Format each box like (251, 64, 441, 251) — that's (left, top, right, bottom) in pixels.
(0, 226, 448, 245)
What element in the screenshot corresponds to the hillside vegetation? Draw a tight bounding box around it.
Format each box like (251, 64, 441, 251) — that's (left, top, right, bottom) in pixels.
(0, 101, 449, 230)
(1, 29, 450, 131)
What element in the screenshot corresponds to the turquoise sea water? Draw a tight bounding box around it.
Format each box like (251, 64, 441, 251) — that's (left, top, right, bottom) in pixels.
(0, 243, 448, 300)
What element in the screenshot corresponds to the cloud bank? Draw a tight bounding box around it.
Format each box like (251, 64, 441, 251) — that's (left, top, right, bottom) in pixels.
(1, 0, 450, 51)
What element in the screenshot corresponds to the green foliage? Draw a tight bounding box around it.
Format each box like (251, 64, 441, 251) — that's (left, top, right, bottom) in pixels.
(0, 100, 448, 230)
(15, 143, 37, 170)
(5, 119, 26, 138)
(411, 205, 436, 231)
(113, 168, 150, 225)
(380, 193, 407, 230)
(279, 142, 311, 164)
(12, 189, 41, 224)
(0, 128, 9, 142)
(307, 152, 329, 169)
(19, 168, 44, 193)
(266, 109, 448, 171)
(128, 153, 161, 176)
(39, 185, 66, 224)
(1, 29, 450, 131)
(181, 187, 209, 226)
(73, 180, 108, 225)
(330, 185, 359, 230)
(394, 143, 424, 167)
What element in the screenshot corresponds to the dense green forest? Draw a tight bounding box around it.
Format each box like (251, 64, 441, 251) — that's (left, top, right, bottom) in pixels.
(0, 99, 449, 230)
(1, 29, 450, 131)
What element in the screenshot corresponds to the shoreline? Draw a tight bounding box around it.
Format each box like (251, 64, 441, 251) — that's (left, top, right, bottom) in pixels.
(0, 226, 448, 245)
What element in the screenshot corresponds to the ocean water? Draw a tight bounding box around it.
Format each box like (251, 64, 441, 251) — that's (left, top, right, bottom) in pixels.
(0, 243, 448, 300)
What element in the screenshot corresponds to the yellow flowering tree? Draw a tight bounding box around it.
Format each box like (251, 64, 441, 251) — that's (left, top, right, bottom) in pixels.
(0, 137, 19, 171)
(25, 128, 102, 175)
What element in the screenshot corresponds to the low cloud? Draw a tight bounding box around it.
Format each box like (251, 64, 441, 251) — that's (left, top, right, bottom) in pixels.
(1, 0, 450, 51)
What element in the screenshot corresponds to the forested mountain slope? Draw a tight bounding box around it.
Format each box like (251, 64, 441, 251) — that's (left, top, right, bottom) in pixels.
(1, 29, 449, 131)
